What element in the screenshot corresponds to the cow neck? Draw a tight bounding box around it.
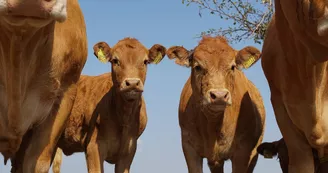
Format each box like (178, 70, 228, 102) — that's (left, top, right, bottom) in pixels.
(111, 87, 141, 128)
(200, 107, 228, 138)
(196, 81, 240, 160)
(0, 22, 55, 136)
(199, 108, 236, 161)
(0, 23, 55, 85)
(111, 87, 141, 156)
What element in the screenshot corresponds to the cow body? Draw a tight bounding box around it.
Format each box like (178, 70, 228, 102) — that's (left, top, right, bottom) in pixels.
(261, 0, 328, 172)
(167, 36, 265, 173)
(57, 73, 147, 170)
(53, 38, 166, 173)
(178, 77, 265, 172)
(0, 0, 88, 172)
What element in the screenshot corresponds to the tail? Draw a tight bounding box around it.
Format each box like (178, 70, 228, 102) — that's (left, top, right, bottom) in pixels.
(52, 148, 63, 173)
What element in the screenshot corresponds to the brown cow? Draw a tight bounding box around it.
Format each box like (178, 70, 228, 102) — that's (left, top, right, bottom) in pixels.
(166, 36, 265, 173)
(0, 0, 87, 172)
(52, 38, 166, 173)
(257, 138, 320, 173)
(261, 0, 328, 172)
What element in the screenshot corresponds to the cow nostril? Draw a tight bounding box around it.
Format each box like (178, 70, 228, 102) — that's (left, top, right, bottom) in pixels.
(136, 81, 140, 86)
(224, 92, 229, 99)
(125, 81, 130, 86)
(210, 92, 217, 100)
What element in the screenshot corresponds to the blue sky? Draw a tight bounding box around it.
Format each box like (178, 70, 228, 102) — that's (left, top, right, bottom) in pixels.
(1, 0, 283, 172)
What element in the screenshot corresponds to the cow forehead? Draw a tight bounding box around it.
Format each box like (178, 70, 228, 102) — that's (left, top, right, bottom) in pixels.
(193, 44, 236, 64)
(112, 41, 148, 60)
(113, 47, 147, 58)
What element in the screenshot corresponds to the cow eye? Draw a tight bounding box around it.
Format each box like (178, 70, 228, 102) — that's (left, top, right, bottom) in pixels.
(231, 65, 236, 71)
(194, 65, 202, 71)
(144, 59, 149, 65)
(112, 59, 120, 66)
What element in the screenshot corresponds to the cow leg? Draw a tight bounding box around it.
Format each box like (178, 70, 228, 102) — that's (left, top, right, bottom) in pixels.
(182, 136, 203, 173)
(319, 153, 328, 173)
(10, 130, 33, 173)
(271, 97, 315, 173)
(207, 160, 224, 173)
(11, 85, 76, 173)
(52, 147, 63, 173)
(231, 148, 258, 173)
(246, 153, 258, 173)
(85, 141, 105, 173)
(114, 139, 137, 173)
(319, 162, 328, 172)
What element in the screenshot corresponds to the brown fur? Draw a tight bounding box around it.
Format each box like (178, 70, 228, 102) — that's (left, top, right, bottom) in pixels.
(0, 0, 87, 172)
(261, 0, 328, 172)
(167, 36, 265, 173)
(257, 138, 320, 173)
(52, 38, 166, 173)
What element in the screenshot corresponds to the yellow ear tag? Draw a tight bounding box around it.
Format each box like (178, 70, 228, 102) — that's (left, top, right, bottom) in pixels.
(242, 55, 256, 69)
(263, 150, 273, 159)
(153, 52, 163, 64)
(97, 49, 107, 64)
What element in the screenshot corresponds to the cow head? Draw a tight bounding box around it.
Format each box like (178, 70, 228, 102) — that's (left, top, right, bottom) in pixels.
(93, 38, 166, 102)
(257, 139, 289, 173)
(258, 138, 320, 173)
(167, 36, 260, 113)
(0, 0, 67, 29)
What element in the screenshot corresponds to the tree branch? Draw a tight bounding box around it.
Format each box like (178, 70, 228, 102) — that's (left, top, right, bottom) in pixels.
(183, 0, 274, 44)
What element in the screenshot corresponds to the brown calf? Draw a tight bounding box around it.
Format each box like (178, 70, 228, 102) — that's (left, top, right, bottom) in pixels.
(166, 36, 265, 173)
(261, 0, 328, 172)
(52, 38, 166, 173)
(257, 138, 320, 173)
(0, 0, 87, 172)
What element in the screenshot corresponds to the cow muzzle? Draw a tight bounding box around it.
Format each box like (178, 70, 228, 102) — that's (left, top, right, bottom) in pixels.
(0, 0, 67, 26)
(204, 89, 232, 111)
(120, 78, 144, 101)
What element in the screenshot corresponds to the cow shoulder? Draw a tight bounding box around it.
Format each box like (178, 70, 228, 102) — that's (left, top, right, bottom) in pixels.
(233, 76, 265, 144)
(52, 0, 88, 87)
(80, 73, 113, 124)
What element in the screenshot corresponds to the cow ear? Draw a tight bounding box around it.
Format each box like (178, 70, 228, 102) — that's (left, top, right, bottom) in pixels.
(93, 42, 111, 64)
(166, 46, 191, 67)
(148, 44, 166, 64)
(235, 46, 261, 70)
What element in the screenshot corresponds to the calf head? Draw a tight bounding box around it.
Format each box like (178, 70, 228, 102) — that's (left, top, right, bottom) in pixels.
(93, 38, 166, 102)
(167, 36, 260, 113)
(257, 139, 289, 173)
(0, 0, 67, 29)
(258, 138, 321, 173)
